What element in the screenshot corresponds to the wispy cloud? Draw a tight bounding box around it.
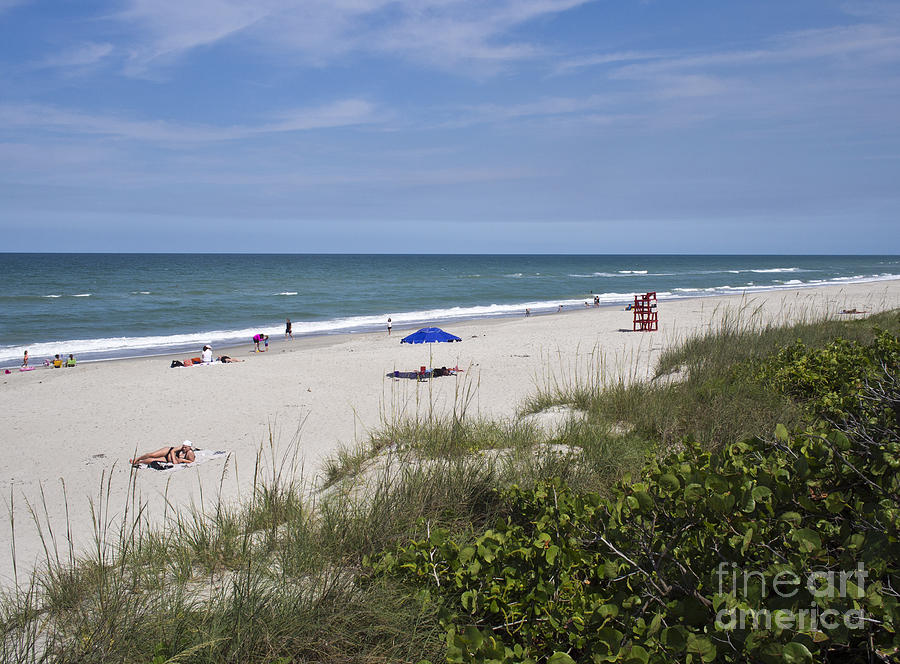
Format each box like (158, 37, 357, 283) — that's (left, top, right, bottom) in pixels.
(36, 42, 114, 69)
(554, 50, 665, 74)
(0, 98, 381, 143)
(441, 94, 614, 128)
(117, 0, 594, 74)
(119, 0, 273, 72)
(609, 23, 900, 80)
(0, 0, 27, 13)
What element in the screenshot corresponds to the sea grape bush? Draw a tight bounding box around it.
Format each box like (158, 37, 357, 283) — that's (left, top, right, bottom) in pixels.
(370, 332, 900, 663)
(754, 329, 900, 423)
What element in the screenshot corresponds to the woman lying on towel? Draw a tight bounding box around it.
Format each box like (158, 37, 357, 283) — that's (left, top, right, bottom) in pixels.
(130, 442, 195, 467)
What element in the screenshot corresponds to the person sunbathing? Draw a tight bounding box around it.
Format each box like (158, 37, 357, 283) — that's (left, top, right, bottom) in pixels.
(130, 443, 195, 467)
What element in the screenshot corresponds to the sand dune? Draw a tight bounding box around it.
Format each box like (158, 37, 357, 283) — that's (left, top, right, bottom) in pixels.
(1, 282, 898, 588)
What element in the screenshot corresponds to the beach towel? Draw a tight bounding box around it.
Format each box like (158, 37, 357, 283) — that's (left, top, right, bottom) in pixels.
(140, 445, 228, 472)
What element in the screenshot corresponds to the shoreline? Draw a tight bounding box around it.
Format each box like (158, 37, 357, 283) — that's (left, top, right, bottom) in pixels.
(1, 280, 899, 589)
(4, 273, 900, 369)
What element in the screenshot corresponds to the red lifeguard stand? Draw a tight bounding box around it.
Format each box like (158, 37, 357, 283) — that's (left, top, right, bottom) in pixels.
(633, 292, 658, 331)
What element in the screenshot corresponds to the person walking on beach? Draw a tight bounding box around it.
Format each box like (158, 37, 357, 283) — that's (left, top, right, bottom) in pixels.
(22, 350, 28, 367)
(285, 318, 293, 340)
(387, 317, 392, 335)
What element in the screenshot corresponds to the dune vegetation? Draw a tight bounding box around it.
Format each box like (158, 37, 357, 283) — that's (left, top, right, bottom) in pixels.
(2, 310, 898, 663)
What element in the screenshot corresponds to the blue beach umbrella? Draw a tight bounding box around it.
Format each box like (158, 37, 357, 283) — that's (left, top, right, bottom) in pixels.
(400, 327, 462, 344)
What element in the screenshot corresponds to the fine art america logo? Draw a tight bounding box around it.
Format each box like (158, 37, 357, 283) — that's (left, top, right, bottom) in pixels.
(714, 562, 869, 630)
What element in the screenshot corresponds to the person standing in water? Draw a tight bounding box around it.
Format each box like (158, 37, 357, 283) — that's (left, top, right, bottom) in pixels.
(285, 318, 293, 340)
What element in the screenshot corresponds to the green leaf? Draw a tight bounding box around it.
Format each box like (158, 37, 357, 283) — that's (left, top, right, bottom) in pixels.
(545, 545, 559, 565)
(704, 474, 730, 495)
(775, 423, 789, 442)
(462, 626, 484, 650)
(659, 473, 681, 492)
(661, 626, 687, 651)
(686, 634, 716, 662)
(547, 652, 577, 664)
(684, 483, 704, 502)
(791, 528, 822, 553)
(780, 511, 802, 526)
(741, 527, 754, 554)
(782, 642, 813, 664)
(635, 490, 654, 511)
(623, 644, 649, 664)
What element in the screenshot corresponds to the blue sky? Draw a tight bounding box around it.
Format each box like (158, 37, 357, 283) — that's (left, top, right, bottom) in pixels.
(0, 0, 898, 253)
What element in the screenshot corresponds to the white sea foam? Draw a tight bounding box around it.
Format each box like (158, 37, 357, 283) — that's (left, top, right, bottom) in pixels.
(0, 295, 628, 364)
(276, 292, 299, 296)
(72, 293, 91, 297)
(569, 272, 619, 278)
(570, 272, 674, 278)
(3, 272, 898, 366)
(42, 294, 62, 298)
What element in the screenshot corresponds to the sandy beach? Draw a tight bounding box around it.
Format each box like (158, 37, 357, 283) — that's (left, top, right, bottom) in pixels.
(1, 281, 898, 589)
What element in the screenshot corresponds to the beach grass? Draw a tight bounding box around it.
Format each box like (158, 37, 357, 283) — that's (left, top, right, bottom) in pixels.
(2, 306, 898, 663)
(522, 307, 900, 450)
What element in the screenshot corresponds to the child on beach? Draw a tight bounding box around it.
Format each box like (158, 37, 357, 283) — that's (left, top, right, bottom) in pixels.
(285, 318, 293, 340)
(264, 335, 269, 351)
(66, 354, 76, 367)
(22, 350, 28, 367)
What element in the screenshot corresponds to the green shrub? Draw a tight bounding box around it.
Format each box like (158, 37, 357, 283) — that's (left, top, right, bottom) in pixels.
(372, 340, 900, 663)
(755, 329, 900, 423)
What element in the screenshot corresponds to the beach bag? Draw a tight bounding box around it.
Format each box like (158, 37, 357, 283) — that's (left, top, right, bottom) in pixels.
(171, 360, 184, 368)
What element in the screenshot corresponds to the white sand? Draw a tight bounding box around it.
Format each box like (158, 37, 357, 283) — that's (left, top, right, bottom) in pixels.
(1, 282, 898, 588)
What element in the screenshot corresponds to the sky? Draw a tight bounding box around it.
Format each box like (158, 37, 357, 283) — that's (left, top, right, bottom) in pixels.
(0, 0, 898, 253)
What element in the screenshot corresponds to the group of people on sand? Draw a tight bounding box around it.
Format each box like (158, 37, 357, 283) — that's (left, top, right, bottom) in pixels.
(170, 344, 243, 367)
(169, 318, 291, 368)
(251, 318, 294, 350)
(16, 350, 76, 371)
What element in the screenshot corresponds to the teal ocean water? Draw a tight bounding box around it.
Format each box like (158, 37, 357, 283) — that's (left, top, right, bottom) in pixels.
(1, 254, 898, 366)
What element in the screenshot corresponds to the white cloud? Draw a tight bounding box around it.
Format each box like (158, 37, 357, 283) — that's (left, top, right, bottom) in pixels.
(0, 0, 27, 13)
(36, 42, 114, 69)
(0, 98, 381, 143)
(554, 50, 665, 74)
(119, 0, 275, 72)
(608, 23, 900, 80)
(117, 0, 594, 73)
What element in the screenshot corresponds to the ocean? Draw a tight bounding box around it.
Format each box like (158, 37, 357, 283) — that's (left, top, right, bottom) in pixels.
(1, 254, 898, 366)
